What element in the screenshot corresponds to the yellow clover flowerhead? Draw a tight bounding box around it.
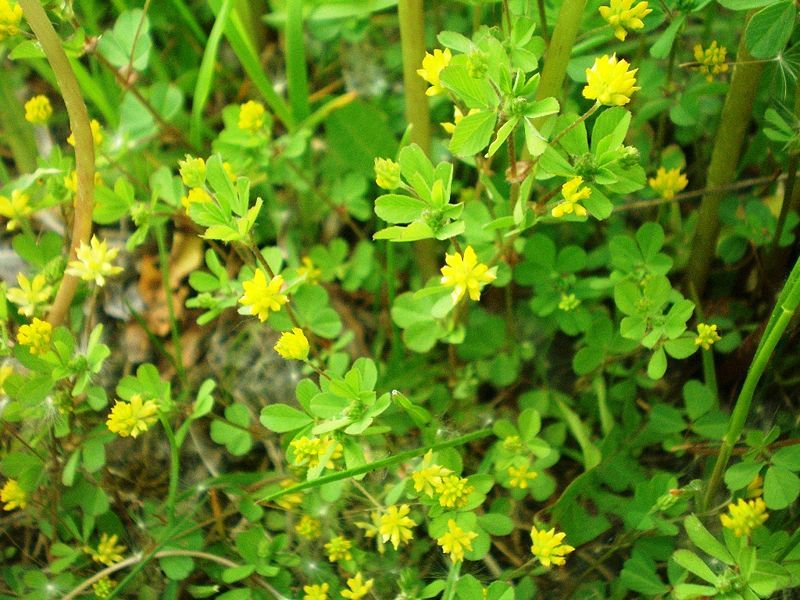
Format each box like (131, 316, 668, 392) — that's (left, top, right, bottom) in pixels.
(85, 533, 126, 566)
(694, 41, 729, 82)
(0, 0, 23, 40)
(295, 515, 322, 540)
(238, 100, 266, 132)
(552, 176, 591, 218)
(24, 95, 53, 125)
(68, 119, 104, 147)
(599, 0, 651, 41)
(435, 474, 474, 508)
(341, 572, 374, 600)
(297, 256, 321, 283)
(417, 48, 452, 96)
(530, 526, 575, 567)
(582, 54, 640, 106)
(436, 519, 478, 563)
(1, 479, 27, 510)
(6, 272, 52, 317)
(106, 394, 159, 438)
(302, 583, 329, 600)
(289, 435, 343, 470)
(181, 187, 212, 210)
(374, 157, 402, 190)
(0, 189, 32, 231)
(440, 245, 497, 304)
(695, 323, 721, 350)
(178, 155, 206, 188)
(274, 328, 310, 361)
(92, 579, 116, 599)
(66, 235, 124, 287)
(649, 167, 688, 200)
(508, 462, 538, 489)
(324, 535, 352, 562)
(412, 450, 452, 497)
(378, 504, 416, 550)
(720, 497, 768, 537)
(17, 318, 52, 355)
(239, 270, 288, 322)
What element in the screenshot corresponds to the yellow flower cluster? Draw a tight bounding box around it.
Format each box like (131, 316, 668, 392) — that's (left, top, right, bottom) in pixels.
(92, 578, 116, 599)
(302, 582, 329, 600)
(238, 100, 266, 132)
(295, 515, 322, 540)
(66, 235, 124, 287)
(599, 0, 651, 41)
(440, 245, 497, 304)
(583, 54, 639, 106)
(324, 535, 352, 562)
(67, 119, 104, 147)
(181, 187, 212, 210)
(1, 479, 27, 510)
(695, 323, 721, 350)
(412, 451, 474, 508)
(374, 157, 401, 190)
(417, 48, 452, 96)
(378, 504, 416, 550)
(720, 497, 768, 537)
(178, 155, 206, 188)
(7, 273, 52, 317)
(508, 462, 538, 489)
(239, 270, 288, 322)
(0, 0, 22, 40)
(436, 519, 477, 563)
(694, 41, 729, 82)
(275, 478, 304, 510)
(552, 176, 591, 218)
(0, 189, 32, 231)
(17, 318, 52, 355)
(530, 526, 575, 567)
(274, 328, 310, 361)
(289, 435, 343, 470)
(24, 95, 53, 125)
(558, 293, 580, 312)
(649, 167, 688, 200)
(106, 394, 159, 438)
(85, 533, 126, 566)
(341, 572, 374, 599)
(297, 257, 321, 283)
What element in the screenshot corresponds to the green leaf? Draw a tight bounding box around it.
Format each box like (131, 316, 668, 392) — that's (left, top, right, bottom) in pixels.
(719, 0, 782, 9)
(97, 10, 152, 71)
(724, 461, 763, 491)
(650, 15, 686, 59)
(439, 65, 498, 109)
(647, 347, 668, 379)
(375, 194, 428, 223)
(745, 2, 796, 58)
(771, 445, 800, 471)
(449, 111, 498, 157)
(682, 380, 715, 420)
(477, 513, 514, 535)
(672, 549, 718, 584)
(763, 464, 800, 509)
(260, 404, 313, 432)
(684, 514, 734, 564)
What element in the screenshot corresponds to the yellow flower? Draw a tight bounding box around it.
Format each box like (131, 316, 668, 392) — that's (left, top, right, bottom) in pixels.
(508, 463, 538, 489)
(324, 535, 352, 562)
(238, 100, 266, 132)
(530, 526, 575, 567)
(695, 323, 721, 350)
(440, 245, 497, 304)
(92, 578, 116, 599)
(239, 270, 288, 322)
(378, 504, 416, 550)
(178, 155, 206, 188)
(303, 583, 329, 600)
(0, 190, 32, 231)
(354, 511, 383, 548)
(289, 436, 343, 470)
(412, 451, 452, 497)
(598, 0, 651, 41)
(374, 157, 401, 190)
(441, 107, 479, 135)
(582, 54, 639, 106)
(341, 572, 374, 600)
(0, 0, 22, 40)
(181, 187, 212, 210)
(67, 119, 104, 147)
(295, 515, 322, 540)
(694, 41, 729, 82)
(747, 474, 764, 499)
(106, 394, 159, 438)
(1, 479, 27, 510)
(6, 272, 52, 317)
(552, 176, 591, 218)
(435, 474, 474, 508)
(24, 95, 53, 125)
(223, 161, 237, 182)
(17, 318, 52, 355)
(436, 519, 477, 563)
(649, 167, 688, 200)
(502, 435, 523, 452)
(85, 533, 126, 566)
(417, 48, 452, 96)
(720, 497, 768, 537)
(297, 256, 321, 283)
(558, 293, 580, 312)
(66, 235, 123, 287)
(274, 328, 310, 361)
(275, 478, 304, 510)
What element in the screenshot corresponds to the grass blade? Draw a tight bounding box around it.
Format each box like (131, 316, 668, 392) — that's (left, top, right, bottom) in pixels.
(285, 0, 310, 121)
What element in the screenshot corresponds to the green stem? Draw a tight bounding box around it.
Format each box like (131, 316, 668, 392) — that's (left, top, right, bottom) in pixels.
(443, 560, 462, 600)
(20, 0, 95, 327)
(0, 65, 38, 173)
(160, 416, 181, 526)
(777, 525, 800, 562)
(397, 0, 438, 280)
(285, 0, 311, 121)
(535, 0, 587, 104)
(703, 255, 800, 509)
(536, 0, 549, 43)
(687, 11, 763, 296)
(257, 428, 492, 503)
